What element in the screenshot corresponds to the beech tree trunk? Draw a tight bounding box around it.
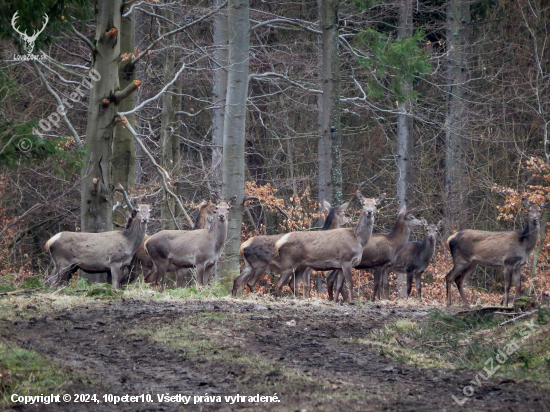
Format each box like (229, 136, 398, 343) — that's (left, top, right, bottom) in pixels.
(81, 0, 123, 234)
(211, 0, 228, 195)
(396, 0, 414, 297)
(317, 0, 342, 207)
(112, 10, 136, 227)
(219, 0, 249, 290)
(445, 0, 470, 230)
(160, 4, 180, 229)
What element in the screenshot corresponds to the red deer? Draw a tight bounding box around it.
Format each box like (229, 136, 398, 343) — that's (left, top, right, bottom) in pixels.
(231, 200, 350, 297)
(145, 197, 236, 288)
(391, 219, 443, 300)
(45, 204, 150, 289)
(445, 204, 540, 307)
(274, 192, 386, 301)
(328, 205, 422, 302)
(138, 201, 216, 287)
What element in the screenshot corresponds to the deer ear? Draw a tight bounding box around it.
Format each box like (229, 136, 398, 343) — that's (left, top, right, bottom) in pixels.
(229, 195, 237, 206)
(198, 200, 208, 209)
(437, 219, 444, 229)
(399, 205, 407, 215)
(375, 193, 386, 205)
(407, 207, 419, 216)
(125, 211, 132, 219)
(420, 218, 427, 226)
(338, 201, 350, 212)
(322, 200, 331, 213)
(356, 191, 365, 203)
(131, 209, 138, 218)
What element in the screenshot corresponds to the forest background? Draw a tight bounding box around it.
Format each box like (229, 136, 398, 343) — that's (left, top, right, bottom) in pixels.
(1, 0, 550, 302)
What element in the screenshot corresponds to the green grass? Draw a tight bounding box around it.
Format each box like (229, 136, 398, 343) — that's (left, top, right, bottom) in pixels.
(0, 341, 81, 404)
(361, 308, 550, 381)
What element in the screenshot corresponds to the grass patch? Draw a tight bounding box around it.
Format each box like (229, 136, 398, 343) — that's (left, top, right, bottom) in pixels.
(361, 308, 550, 381)
(0, 340, 79, 404)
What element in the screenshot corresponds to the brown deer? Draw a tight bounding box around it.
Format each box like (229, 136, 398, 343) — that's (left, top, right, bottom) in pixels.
(391, 219, 443, 300)
(145, 197, 236, 288)
(45, 204, 150, 289)
(445, 204, 541, 307)
(328, 205, 422, 302)
(231, 200, 350, 298)
(274, 192, 386, 301)
(138, 201, 216, 287)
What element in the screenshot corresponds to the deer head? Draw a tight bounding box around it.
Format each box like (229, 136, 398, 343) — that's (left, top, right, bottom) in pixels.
(12, 12, 48, 54)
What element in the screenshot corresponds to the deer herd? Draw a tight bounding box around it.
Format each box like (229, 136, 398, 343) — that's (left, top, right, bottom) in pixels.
(45, 191, 542, 307)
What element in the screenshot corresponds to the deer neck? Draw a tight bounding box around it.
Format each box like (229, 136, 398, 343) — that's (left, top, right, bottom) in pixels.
(125, 220, 147, 252)
(354, 211, 374, 247)
(521, 218, 540, 251)
(207, 217, 229, 252)
(421, 236, 436, 260)
(389, 216, 411, 247)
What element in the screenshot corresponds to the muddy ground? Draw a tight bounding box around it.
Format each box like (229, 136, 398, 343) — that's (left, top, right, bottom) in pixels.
(1, 298, 549, 411)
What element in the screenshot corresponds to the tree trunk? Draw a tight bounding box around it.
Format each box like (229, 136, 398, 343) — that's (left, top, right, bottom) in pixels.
(160, 4, 179, 230)
(219, 0, 249, 291)
(396, 0, 414, 298)
(529, 205, 548, 294)
(445, 0, 471, 230)
(211, 0, 228, 195)
(317, 0, 341, 207)
(112, 10, 136, 227)
(81, 0, 122, 233)
(80, 0, 122, 284)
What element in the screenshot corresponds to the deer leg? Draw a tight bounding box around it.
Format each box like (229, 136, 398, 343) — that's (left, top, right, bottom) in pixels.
(111, 265, 122, 290)
(381, 266, 391, 300)
(445, 263, 468, 306)
(513, 264, 523, 304)
(246, 263, 268, 293)
(333, 270, 345, 302)
(202, 263, 215, 286)
(406, 271, 414, 298)
(232, 263, 254, 297)
(371, 270, 380, 302)
(276, 269, 294, 297)
(302, 267, 314, 299)
(503, 265, 515, 307)
(176, 268, 188, 288)
(415, 272, 423, 301)
(326, 269, 338, 301)
(341, 264, 355, 302)
(195, 264, 205, 288)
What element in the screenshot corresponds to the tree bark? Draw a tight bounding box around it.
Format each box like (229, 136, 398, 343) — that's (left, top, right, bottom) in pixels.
(396, 0, 414, 297)
(211, 0, 228, 195)
(219, 0, 249, 290)
(317, 0, 341, 207)
(112, 10, 136, 227)
(160, 3, 180, 229)
(445, 0, 471, 230)
(81, 0, 122, 234)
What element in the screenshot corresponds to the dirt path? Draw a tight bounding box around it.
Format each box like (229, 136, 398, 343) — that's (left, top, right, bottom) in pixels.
(1, 298, 548, 411)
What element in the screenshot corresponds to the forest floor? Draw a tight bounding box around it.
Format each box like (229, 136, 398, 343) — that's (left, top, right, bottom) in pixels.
(0, 282, 549, 412)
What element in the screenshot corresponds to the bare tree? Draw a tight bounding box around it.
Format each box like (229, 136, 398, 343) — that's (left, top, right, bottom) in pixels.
(211, 0, 228, 194)
(219, 0, 250, 288)
(317, 0, 342, 206)
(445, 0, 471, 229)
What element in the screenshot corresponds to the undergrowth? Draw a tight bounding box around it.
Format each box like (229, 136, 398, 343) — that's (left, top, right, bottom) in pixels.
(363, 308, 550, 381)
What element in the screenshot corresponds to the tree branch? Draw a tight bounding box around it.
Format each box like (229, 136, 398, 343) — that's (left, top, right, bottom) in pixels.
(118, 114, 194, 228)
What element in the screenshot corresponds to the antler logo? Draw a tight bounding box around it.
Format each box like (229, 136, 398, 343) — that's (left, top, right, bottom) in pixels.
(11, 11, 49, 54)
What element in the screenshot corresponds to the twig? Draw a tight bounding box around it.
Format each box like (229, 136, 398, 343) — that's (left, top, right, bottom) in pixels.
(117, 184, 134, 212)
(499, 310, 538, 326)
(119, 115, 193, 227)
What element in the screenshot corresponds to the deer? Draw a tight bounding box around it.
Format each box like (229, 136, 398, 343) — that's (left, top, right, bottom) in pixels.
(391, 219, 443, 300)
(274, 192, 386, 301)
(12, 12, 49, 54)
(137, 201, 216, 287)
(445, 203, 541, 307)
(45, 204, 150, 289)
(231, 200, 350, 298)
(327, 205, 422, 302)
(145, 197, 236, 288)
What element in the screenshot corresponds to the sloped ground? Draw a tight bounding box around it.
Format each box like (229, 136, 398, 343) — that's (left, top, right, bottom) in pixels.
(0, 297, 548, 411)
